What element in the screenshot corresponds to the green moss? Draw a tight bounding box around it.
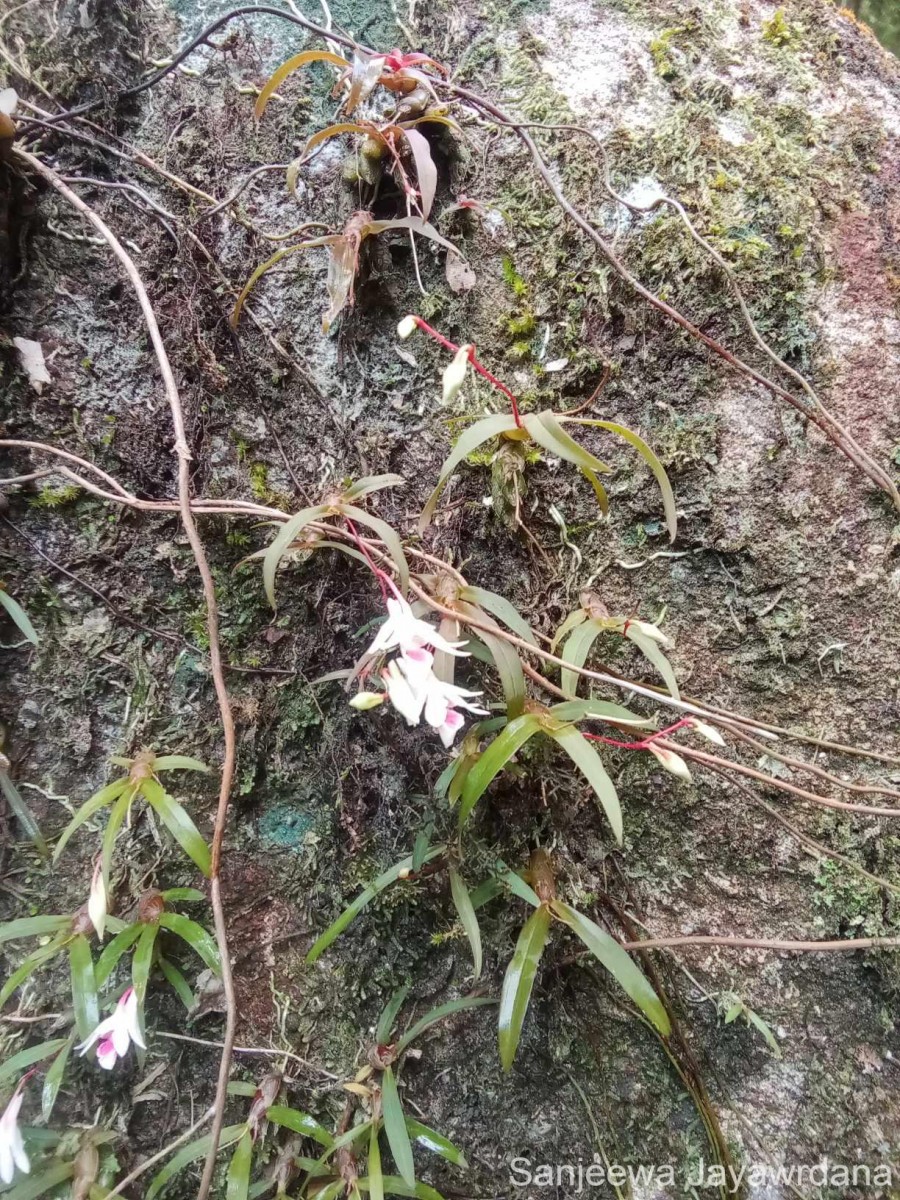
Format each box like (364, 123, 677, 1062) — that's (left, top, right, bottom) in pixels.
(30, 484, 81, 509)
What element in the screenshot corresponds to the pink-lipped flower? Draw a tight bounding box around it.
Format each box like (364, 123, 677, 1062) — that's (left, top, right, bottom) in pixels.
(383, 648, 488, 747)
(0, 1076, 30, 1185)
(77, 986, 145, 1070)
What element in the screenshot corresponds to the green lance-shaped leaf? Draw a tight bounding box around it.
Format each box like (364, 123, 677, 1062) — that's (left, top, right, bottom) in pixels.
(0, 916, 70, 945)
(0, 939, 64, 1008)
(580, 467, 610, 514)
(254, 48, 350, 117)
(41, 1032, 75, 1121)
(381, 1066, 415, 1188)
(0, 768, 48, 857)
(68, 933, 99, 1041)
(468, 628, 525, 720)
(160, 887, 206, 903)
(0, 1038, 68, 1087)
(401, 127, 437, 220)
(624, 624, 680, 700)
(548, 699, 654, 728)
(52, 778, 130, 863)
(549, 901, 670, 1036)
(95, 923, 143, 988)
(376, 985, 410, 1046)
(226, 1127, 254, 1200)
(158, 955, 194, 1011)
(361, 216, 459, 256)
(498, 905, 552, 1071)
(457, 586, 538, 646)
(458, 714, 542, 827)
(2, 1160, 74, 1200)
(419, 413, 520, 531)
(547, 724, 623, 844)
(306, 845, 444, 964)
(567, 417, 677, 541)
(132, 921, 159, 1006)
(343, 474, 406, 501)
(551, 608, 587, 652)
(339, 503, 409, 595)
(395, 997, 495, 1055)
(0, 588, 38, 645)
(368, 1122, 385, 1200)
(101, 787, 134, 891)
(522, 411, 611, 476)
(158, 912, 221, 975)
(231, 238, 338, 328)
(151, 755, 210, 774)
(742, 1004, 782, 1057)
(146, 1124, 247, 1200)
(141, 777, 211, 877)
(448, 868, 482, 980)
(266, 1106, 334, 1148)
(405, 1120, 468, 1170)
(262, 504, 335, 608)
(357, 1179, 444, 1200)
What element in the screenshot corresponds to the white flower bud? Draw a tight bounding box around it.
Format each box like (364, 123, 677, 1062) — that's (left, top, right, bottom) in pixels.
(690, 719, 725, 746)
(88, 862, 107, 941)
(442, 344, 472, 403)
(627, 619, 672, 648)
(396, 314, 418, 339)
(349, 691, 385, 711)
(647, 743, 692, 782)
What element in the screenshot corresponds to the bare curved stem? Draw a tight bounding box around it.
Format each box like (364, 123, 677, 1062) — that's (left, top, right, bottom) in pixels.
(621, 934, 900, 953)
(99, 1107, 215, 1200)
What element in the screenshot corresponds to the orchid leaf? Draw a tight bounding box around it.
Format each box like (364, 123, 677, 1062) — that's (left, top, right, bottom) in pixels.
(255, 49, 350, 117)
(346, 52, 387, 113)
(68, 934, 99, 1041)
(581, 468, 610, 514)
(0, 940, 63, 1008)
(160, 887, 206, 903)
(551, 609, 587, 652)
(41, 1032, 75, 1121)
(559, 619, 605, 699)
(567, 417, 677, 541)
(358, 1179, 444, 1200)
(361, 216, 458, 256)
(158, 912, 221, 975)
(498, 905, 551, 1070)
(448, 868, 482, 979)
(0, 768, 48, 856)
(625, 625, 680, 700)
(395, 996, 494, 1055)
(548, 699, 654, 728)
(141, 777, 211, 877)
(550, 900, 670, 1035)
(146, 1125, 247, 1200)
(52, 778, 129, 863)
(132, 922, 159, 1006)
(468, 627, 525, 719)
(231, 238, 336, 328)
(95, 923, 143, 988)
(377, 985, 410, 1046)
(382, 1066, 415, 1187)
(152, 755, 210, 773)
(0, 1038, 68, 1087)
(420, 414, 519, 531)
(343, 474, 406, 501)
(340, 503, 410, 594)
(267, 1106, 335, 1148)
(158, 955, 194, 1011)
(303, 120, 376, 156)
(458, 587, 537, 646)
(458, 714, 542, 826)
(405, 1120, 468, 1169)
(401, 127, 437, 220)
(226, 1127, 254, 1200)
(3, 1160, 74, 1200)
(522, 412, 611, 476)
(547, 724, 623, 843)
(307, 846, 444, 963)
(368, 1122, 385, 1200)
(262, 504, 334, 607)
(0, 588, 38, 645)
(101, 788, 133, 891)
(0, 915, 70, 944)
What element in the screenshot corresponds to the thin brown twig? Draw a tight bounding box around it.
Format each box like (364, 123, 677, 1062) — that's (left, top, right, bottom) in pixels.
(621, 934, 900, 953)
(13, 149, 239, 1200)
(99, 1106, 215, 1200)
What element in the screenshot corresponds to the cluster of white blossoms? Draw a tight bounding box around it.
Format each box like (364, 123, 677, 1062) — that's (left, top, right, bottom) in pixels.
(352, 594, 488, 747)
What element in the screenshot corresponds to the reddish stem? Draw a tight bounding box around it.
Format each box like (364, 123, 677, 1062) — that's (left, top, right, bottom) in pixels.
(583, 717, 694, 751)
(343, 516, 396, 603)
(412, 316, 523, 428)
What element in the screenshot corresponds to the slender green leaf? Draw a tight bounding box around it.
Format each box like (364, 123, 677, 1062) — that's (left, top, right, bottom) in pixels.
(559, 619, 604, 699)
(494, 864, 541, 908)
(551, 608, 587, 652)
(550, 901, 670, 1036)
(395, 997, 495, 1055)
(52, 778, 129, 863)
(0, 916, 70, 945)
(158, 912, 221, 975)
(95, 923, 143, 988)
(306, 846, 444, 964)
(522, 412, 611, 475)
(549, 700, 654, 728)
(267, 1106, 334, 1148)
(376, 986, 409, 1046)
(0, 1038, 67, 1087)
(2, 1161, 74, 1200)
(419, 414, 520, 531)
(0, 770, 48, 857)
(458, 715, 542, 826)
(411, 828, 431, 872)
(141, 778, 211, 877)
(467, 626, 525, 720)
(132, 922, 159, 1005)
(624, 625, 680, 700)
(405, 1120, 467, 1169)
(160, 887, 206, 903)
(368, 1122, 384, 1200)
(568, 417, 677, 541)
(231, 237, 338, 328)
(303, 119, 374, 154)
(580, 467, 610, 513)
(548, 724, 623, 844)
(254, 49, 349, 117)
(262, 504, 333, 607)
(358, 1179, 444, 1200)
(68, 934, 99, 1041)
(152, 756, 210, 774)
(226, 1128, 254, 1200)
(146, 1124, 247, 1200)
(743, 1006, 781, 1057)
(158, 955, 194, 1011)
(227, 1082, 259, 1097)
(101, 787, 134, 891)
(362, 216, 459, 256)
(0, 941, 62, 1008)
(448, 869, 482, 980)
(343, 474, 406, 501)
(498, 905, 552, 1071)
(381, 1067, 414, 1187)
(458, 587, 537, 646)
(0, 589, 38, 645)
(340, 503, 410, 594)
(40, 1032, 75, 1121)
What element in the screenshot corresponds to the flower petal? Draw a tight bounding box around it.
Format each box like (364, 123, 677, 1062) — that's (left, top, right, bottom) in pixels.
(10, 1127, 29, 1176)
(124, 989, 146, 1050)
(0, 1140, 14, 1185)
(96, 1037, 118, 1070)
(438, 709, 465, 748)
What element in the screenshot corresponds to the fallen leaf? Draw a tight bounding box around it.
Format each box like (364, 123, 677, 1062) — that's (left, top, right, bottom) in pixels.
(445, 251, 476, 294)
(13, 337, 51, 393)
(544, 358, 569, 373)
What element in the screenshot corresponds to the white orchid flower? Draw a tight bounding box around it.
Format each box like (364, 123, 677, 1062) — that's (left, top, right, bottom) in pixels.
(77, 987, 145, 1070)
(397, 314, 418, 339)
(0, 1078, 30, 1185)
(366, 596, 467, 659)
(647, 743, 692, 782)
(689, 719, 725, 746)
(421, 675, 489, 748)
(626, 619, 672, 648)
(382, 657, 428, 726)
(442, 344, 472, 403)
(88, 861, 107, 941)
(349, 691, 385, 711)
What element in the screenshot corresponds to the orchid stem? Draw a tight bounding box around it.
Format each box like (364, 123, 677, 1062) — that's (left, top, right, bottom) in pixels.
(412, 316, 524, 427)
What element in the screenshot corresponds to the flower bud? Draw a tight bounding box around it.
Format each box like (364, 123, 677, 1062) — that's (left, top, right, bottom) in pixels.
(396, 314, 418, 339)
(442, 344, 472, 403)
(647, 743, 692, 782)
(349, 691, 385, 711)
(88, 863, 107, 941)
(627, 619, 672, 648)
(137, 889, 165, 924)
(690, 719, 725, 746)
